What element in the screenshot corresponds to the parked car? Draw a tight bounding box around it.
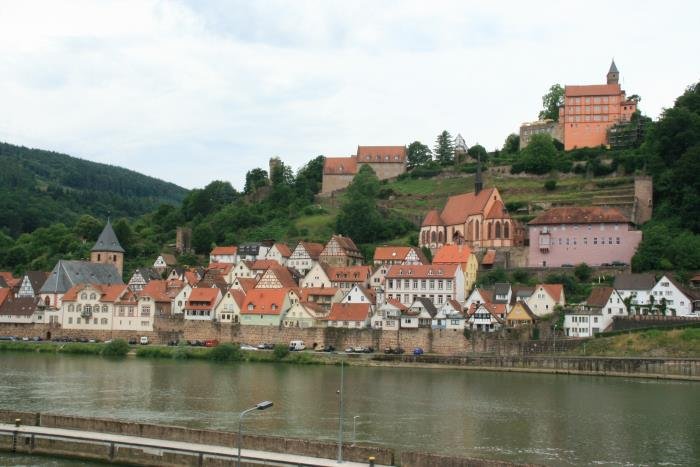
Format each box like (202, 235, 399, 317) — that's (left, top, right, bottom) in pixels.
(0, 336, 17, 341)
(203, 339, 219, 347)
(128, 338, 137, 345)
(167, 340, 179, 346)
(139, 336, 149, 345)
(21, 336, 29, 341)
(240, 344, 257, 351)
(353, 346, 366, 353)
(257, 343, 274, 350)
(413, 347, 424, 356)
(394, 347, 405, 354)
(319, 345, 335, 352)
(289, 340, 306, 351)
(344, 347, 354, 353)
(365, 346, 374, 353)
(32, 336, 42, 342)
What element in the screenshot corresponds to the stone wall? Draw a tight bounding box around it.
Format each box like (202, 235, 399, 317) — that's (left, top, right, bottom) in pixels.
(611, 315, 700, 332)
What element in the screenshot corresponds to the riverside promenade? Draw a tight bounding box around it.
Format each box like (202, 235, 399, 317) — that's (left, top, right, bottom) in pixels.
(0, 422, 386, 466)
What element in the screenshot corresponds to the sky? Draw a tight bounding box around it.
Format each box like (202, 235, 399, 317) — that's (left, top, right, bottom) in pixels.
(1, 1, 699, 190)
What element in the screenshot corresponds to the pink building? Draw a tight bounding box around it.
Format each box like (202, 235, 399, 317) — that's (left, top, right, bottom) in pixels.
(528, 207, 642, 267)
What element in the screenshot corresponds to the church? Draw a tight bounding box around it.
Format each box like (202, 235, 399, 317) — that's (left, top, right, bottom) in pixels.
(419, 167, 518, 251)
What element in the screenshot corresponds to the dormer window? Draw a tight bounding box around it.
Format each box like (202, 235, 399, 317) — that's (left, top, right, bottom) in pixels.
(248, 304, 254, 310)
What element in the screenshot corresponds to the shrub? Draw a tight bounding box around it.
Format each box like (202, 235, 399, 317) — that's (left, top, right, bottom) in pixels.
(135, 346, 174, 358)
(208, 343, 243, 362)
(273, 344, 289, 360)
(544, 180, 557, 191)
(102, 339, 129, 357)
(61, 343, 103, 355)
(574, 263, 592, 282)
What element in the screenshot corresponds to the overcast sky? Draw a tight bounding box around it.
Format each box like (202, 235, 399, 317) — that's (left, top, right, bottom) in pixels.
(1, 1, 698, 190)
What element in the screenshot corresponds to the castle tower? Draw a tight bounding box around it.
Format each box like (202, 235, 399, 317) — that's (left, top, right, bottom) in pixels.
(90, 219, 125, 277)
(607, 59, 619, 85)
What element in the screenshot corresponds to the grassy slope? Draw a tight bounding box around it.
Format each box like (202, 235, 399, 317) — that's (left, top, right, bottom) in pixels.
(568, 328, 700, 358)
(302, 172, 635, 244)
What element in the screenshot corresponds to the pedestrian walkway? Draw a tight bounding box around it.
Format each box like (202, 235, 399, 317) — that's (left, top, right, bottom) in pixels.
(0, 423, 388, 467)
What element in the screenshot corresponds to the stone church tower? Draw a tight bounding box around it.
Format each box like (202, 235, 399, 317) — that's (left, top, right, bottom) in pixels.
(90, 219, 125, 277)
(607, 59, 619, 84)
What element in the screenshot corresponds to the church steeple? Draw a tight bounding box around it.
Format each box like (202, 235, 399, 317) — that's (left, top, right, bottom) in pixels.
(90, 219, 125, 277)
(607, 59, 619, 85)
(474, 152, 483, 195)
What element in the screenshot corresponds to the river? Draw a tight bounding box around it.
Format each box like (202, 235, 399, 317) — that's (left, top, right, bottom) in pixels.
(0, 352, 698, 466)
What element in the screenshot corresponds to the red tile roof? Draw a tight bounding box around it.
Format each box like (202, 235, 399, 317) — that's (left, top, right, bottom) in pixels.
(385, 298, 408, 311)
(421, 209, 444, 226)
(323, 157, 358, 175)
(241, 288, 291, 315)
(250, 260, 279, 271)
(440, 188, 496, 225)
(235, 277, 258, 292)
(357, 146, 406, 162)
(210, 246, 238, 256)
(185, 287, 220, 310)
(273, 243, 292, 258)
(327, 303, 371, 321)
(299, 287, 340, 300)
(207, 263, 234, 274)
(536, 284, 564, 302)
(63, 284, 128, 302)
(140, 280, 182, 302)
(529, 207, 630, 225)
(328, 266, 372, 282)
(326, 235, 361, 254)
(385, 264, 459, 279)
(485, 199, 508, 220)
(565, 84, 621, 97)
(432, 245, 473, 264)
(261, 266, 298, 288)
(228, 288, 246, 308)
(299, 242, 325, 259)
(586, 287, 614, 308)
(0, 288, 11, 307)
(374, 246, 412, 261)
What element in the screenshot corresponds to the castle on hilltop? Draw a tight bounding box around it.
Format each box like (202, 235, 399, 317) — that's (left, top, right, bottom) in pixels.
(321, 145, 407, 195)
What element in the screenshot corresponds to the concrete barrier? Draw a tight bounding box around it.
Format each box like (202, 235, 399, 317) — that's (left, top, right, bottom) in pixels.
(401, 451, 542, 467)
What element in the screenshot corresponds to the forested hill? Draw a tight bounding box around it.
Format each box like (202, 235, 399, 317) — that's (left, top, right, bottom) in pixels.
(0, 142, 188, 237)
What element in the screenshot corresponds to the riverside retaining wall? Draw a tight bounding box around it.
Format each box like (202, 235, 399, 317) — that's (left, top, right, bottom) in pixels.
(372, 354, 700, 379)
(0, 411, 540, 467)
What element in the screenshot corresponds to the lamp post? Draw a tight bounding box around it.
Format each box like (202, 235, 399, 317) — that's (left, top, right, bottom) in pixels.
(553, 324, 557, 352)
(352, 415, 359, 446)
(238, 400, 273, 467)
(337, 358, 345, 463)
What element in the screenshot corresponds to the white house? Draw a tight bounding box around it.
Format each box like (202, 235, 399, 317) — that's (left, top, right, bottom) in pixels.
(432, 300, 464, 329)
(300, 263, 332, 289)
(385, 264, 464, 307)
(209, 246, 238, 264)
(466, 302, 504, 332)
(564, 287, 627, 337)
(372, 299, 404, 331)
(288, 241, 324, 275)
(613, 273, 656, 314)
(465, 288, 493, 310)
(526, 284, 565, 317)
(214, 288, 245, 323)
(340, 284, 376, 306)
(265, 243, 292, 266)
(171, 283, 193, 315)
(649, 275, 697, 317)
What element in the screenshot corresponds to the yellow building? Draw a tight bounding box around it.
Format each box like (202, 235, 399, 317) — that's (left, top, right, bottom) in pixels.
(432, 244, 479, 293)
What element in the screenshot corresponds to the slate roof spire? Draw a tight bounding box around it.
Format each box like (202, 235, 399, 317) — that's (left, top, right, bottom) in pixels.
(91, 219, 125, 253)
(608, 59, 618, 74)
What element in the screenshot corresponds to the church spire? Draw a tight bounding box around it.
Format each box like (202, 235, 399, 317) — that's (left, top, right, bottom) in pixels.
(474, 152, 483, 195)
(607, 59, 619, 84)
(91, 219, 125, 253)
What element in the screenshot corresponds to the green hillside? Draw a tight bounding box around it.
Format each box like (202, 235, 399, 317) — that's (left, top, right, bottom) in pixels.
(0, 142, 188, 237)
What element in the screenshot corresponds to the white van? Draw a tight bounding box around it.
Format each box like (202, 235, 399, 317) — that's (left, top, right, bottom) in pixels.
(139, 336, 149, 345)
(289, 340, 305, 351)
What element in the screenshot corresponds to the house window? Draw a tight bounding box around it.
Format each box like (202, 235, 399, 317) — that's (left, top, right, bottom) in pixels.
(68, 317, 73, 324)
(101, 318, 108, 325)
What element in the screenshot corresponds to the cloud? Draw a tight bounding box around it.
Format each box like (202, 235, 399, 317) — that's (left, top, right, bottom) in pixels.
(0, 0, 698, 190)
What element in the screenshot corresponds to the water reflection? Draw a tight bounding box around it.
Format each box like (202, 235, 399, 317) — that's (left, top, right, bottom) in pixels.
(0, 353, 697, 466)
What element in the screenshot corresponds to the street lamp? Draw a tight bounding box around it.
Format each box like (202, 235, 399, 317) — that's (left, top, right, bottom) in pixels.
(553, 324, 558, 352)
(337, 358, 345, 463)
(238, 400, 273, 467)
(352, 415, 360, 446)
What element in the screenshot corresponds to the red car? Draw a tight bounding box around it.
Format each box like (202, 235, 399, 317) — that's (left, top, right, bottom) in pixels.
(204, 339, 219, 347)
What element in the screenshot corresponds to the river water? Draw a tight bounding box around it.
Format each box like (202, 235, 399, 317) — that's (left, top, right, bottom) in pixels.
(0, 353, 698, 466)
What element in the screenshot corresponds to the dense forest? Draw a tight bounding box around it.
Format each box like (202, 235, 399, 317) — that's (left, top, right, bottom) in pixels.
(0, 81, 698, 282)
(0, 142, 188, 237)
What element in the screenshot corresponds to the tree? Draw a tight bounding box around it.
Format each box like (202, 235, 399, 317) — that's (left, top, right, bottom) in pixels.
(244, 168, 269, 195)
(433, 130, 454, 166)
(335, 165, 383, 243)
(574, 263, 592, 282)
(406, 141, 432, 169)
(294, 156, 325, 199)
(539, 84, 564, 121)
(511, 134, 558, 174)
(192, 223, 215, 254)
(502, 134, 520, 154)
(112, 218, 133, 252)
(74, 215, 103, 241)
(467, 144, 487, 162)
